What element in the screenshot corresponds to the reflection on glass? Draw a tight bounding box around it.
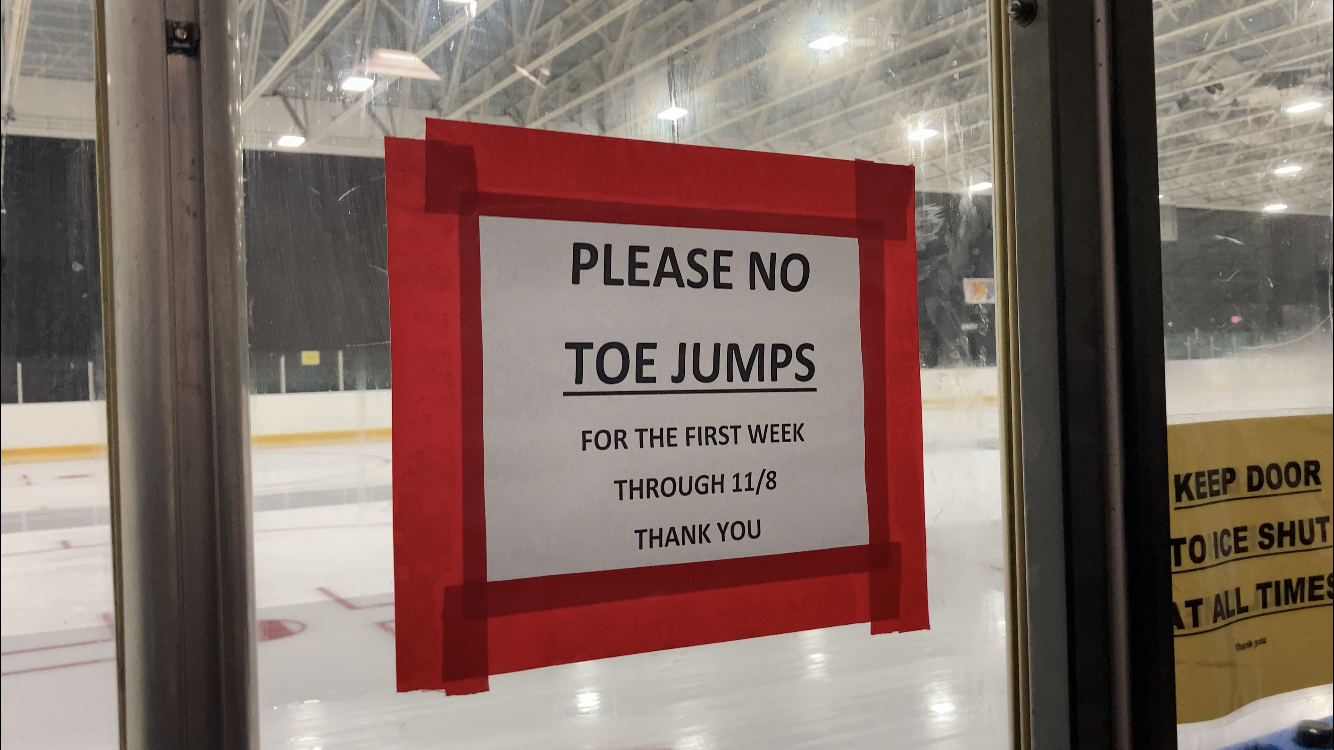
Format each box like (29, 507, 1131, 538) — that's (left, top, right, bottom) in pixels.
(1, 0, 118, 745)
(1153, 1, 1333, 748)
(6, 0, 1010, 746)
(238, 0, 1008, 746)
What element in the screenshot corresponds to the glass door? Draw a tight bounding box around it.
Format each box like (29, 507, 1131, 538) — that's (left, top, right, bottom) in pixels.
(232, 0, 1013, 747)
(1152, 0, 1333, 747)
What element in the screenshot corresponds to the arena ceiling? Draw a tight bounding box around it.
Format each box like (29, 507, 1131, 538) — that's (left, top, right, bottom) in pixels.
(3, 0, 1332, 214)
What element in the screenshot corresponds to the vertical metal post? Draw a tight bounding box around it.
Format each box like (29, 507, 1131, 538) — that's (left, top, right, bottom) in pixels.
(280, 353, 287, 393)
(88, 360, 96, 401)
(338, 349, 345, 391)
(93, 0, 256, 744)
(15, 361, 22, 404)
(1005, 0, 1176, 746)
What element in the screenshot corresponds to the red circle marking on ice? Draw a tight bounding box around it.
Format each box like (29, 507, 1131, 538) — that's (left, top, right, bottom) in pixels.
(258, 619, 306, 642)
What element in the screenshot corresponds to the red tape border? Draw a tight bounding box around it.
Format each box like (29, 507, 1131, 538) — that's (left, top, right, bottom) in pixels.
(389, 122, 926, 694)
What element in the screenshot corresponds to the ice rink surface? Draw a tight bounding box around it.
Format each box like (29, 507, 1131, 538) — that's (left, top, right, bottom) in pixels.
(3, 350, 1330, 749)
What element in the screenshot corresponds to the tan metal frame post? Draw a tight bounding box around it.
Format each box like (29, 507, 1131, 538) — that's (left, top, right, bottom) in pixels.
(987, 0, 1028, 747)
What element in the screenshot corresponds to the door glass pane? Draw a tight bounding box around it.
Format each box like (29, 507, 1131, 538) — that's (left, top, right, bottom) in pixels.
(238, 0, 1010, 746)
(0, 0, 119, 744)
(1154, 0, 1333, 747)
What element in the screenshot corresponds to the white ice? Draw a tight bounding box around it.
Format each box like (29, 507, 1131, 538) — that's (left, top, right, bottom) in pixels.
(3, 347, 1330, 749)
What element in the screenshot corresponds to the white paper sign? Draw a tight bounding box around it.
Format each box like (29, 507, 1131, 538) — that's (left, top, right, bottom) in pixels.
(479, 217, 868, 581)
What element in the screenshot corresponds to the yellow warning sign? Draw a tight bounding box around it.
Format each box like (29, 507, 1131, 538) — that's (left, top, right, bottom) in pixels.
(300, 350, 320, 366)
(1169, 413, 1332, 724)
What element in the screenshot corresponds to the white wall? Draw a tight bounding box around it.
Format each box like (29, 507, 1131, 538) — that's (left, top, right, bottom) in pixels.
(3, 390, 392, 451)
(5, 351, 1330, 452)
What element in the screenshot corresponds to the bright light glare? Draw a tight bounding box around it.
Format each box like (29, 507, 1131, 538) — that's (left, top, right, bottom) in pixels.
(1273, 165, 1303, 175)
(929, 700, 957, 719)
(575, 691, 601, 715)
(1263, 203, 1288, 212)
(658, 106, 689, 121)
(908, 127, 939, 141)
(340, 76, 373, 92)
(969, 181, 993, 192)
(1283, 101, 1323, 114)
(277, 134, 306, 148)
(809, 35, 848, 51)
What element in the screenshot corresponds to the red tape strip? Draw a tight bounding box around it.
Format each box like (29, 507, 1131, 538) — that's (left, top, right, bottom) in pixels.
(390, 123, 927, 694)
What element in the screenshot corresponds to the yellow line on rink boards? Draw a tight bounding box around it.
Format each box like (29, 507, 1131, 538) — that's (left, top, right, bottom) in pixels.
(1, 396, 996, 464)
(1, 428, 394, 464)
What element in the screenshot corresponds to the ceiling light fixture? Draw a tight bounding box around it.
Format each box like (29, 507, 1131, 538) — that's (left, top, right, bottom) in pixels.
(363, 49, 441, 80)
(657, 106, 688, 121)
(1273, 164, 1303, 175)
(969, 181, 993, 192)
(1263, 203, 1288, 212)
(1283, 101, 1323, 114)
(340, 76, 374, 92)
(277, 134, 306, 148)
(809, 35, 848, 51)
(908, 127, 939, 142)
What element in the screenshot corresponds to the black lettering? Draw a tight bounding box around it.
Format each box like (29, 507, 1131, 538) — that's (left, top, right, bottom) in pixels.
(1304, 460, 1322, 487)
(1283, 577, 1306, 605)
(1266, 463, 1283, 490)
(1259, 522, 1275, 550)
(780, 253, 810, 292)
(1207, 469, 1221, 497)
(1234, 525, 1248, 554)
(750, 252, 776, 290)
(635, 343, 657, 384)
(727, 343, 765, 382)
(1276, 520, 1296, 548)
(713, 250, 733, 289)
(596, 342, 630, 384)
(572, 242, 598, 284)
(566, 342, 593, 384)
(693, 343, 721, 383)
(795, 343, 815, 382)
(1222, 466, 1236, 494)
(1170, 537, 1186, 567)
(1185, 598, 1204, 628)
(686, 249, 708, 288)
(1247, 465, 1263, 492)
(1174, 473, 1194, 503)
(1284, 461, 1302, 488)
(603, 244, 624, 286)
(672, 343, 686, 384)
(627, 245, 650, 287)
(655, 247, 684, 287)
(770, 344, 793, 380)
(1189, 535, 1206, 563)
